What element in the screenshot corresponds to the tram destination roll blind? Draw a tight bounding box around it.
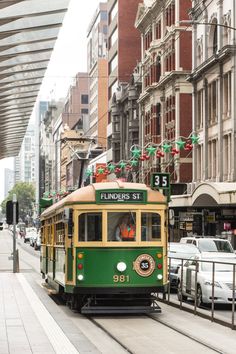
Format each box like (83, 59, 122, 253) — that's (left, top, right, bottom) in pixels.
(96, 190, 147, 204)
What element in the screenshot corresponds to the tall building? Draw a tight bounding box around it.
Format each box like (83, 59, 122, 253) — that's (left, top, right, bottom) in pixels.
(4, 168, 14, 198)
(35, 101, 48, 212)
(135, 0, 193, 185)
(87, 2, 108, 150)
(62, 73, 89, 131)
(14, 124, 36, 184)
(107, 0, 141, 162)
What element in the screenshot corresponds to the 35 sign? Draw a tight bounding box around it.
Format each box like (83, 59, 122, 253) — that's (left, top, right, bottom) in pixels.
(151, 173, 170, 189)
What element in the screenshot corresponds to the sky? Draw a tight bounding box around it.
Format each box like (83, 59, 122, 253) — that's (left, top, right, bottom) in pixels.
(0, 0, 101, 202)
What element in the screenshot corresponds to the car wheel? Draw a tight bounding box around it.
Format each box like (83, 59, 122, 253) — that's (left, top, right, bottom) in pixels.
(177, 281, 187, 302)
(197, 285, 203, 307)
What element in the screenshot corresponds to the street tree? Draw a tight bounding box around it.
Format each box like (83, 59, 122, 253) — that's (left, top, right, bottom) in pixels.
(1, 182, 35, 224)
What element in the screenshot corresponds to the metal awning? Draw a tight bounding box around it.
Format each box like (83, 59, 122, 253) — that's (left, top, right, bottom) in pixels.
(0, 0, 70, 159)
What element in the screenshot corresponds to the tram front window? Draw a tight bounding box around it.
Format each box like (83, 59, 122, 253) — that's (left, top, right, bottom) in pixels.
(78, 213, 102, 242)
(108, 212, 136, 242)
(141, 213, 161, 241)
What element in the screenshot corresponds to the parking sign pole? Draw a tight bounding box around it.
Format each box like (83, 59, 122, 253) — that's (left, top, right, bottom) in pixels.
(12, 194, 17, 273)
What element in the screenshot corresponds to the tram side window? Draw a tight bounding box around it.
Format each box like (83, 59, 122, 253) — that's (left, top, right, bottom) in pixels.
(141, 213, 161, 241)
(78, 213, 102, 242)
(108, 212, 136, 242)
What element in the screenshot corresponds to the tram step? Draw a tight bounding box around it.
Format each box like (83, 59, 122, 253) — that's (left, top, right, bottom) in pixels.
(81, 304, 161, 314)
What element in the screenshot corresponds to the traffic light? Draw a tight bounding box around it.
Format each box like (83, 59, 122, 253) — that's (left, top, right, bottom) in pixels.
(6, 201, 19, 225)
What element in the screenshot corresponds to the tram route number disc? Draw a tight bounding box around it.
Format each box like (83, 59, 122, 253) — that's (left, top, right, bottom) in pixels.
(151, 173, 170, 189)
(133, 254, 155, 277)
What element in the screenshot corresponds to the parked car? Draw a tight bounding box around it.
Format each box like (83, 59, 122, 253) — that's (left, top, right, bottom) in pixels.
(177, 253, 236, 306)
(168, 243, 200, 289)
(180, 236, 235, 254)
(24, 227, 37, 243)
(30, 232, 37, 247)
(34, 232, 41, 250)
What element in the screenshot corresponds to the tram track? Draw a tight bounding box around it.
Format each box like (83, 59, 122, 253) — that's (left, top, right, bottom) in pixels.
(86, 316, 133, 353)
(147, 314, 223, 354)
(85, 314, 222, 354)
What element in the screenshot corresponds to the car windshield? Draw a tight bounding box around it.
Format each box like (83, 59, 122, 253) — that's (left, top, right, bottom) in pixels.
(201, 260, 236, 272)
(198, 239, 234, 253)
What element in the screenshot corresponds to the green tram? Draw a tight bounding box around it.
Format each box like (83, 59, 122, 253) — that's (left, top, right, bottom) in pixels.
(40, 181, 168, 314)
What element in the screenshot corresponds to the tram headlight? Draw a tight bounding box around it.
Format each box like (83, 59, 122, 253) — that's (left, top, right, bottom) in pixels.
(77, 274, 84, 281)
(157, 274, 163, 280)
(117, 262, 127, 272)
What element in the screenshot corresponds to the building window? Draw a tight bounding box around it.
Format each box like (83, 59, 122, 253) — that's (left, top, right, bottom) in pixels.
(196, 144, 202, 181)
(109, 1, 118, 24)
(81, 108, 88, 115)
(197, 44, 202, 66)
(144, 28, 152, 51)
(197, 90, 203, 129)
(155, 20, 161, 40)
(109, 26, 118, 48)
(109, 54, 118, 73)
(100, 11, 107, 21)
(156, 56, 161, 82)
(156, 103, 161, 136)
(208, 81, 217, 124)
(109, 79, 118, 100)
(103, 25, 108, 35)
(208, 139, 217, 180)
(81, 94, 88, 104)
(223, 72, 231, 118)
(213, 26, 217, 53)
(223, 134, 231, 180)
(209, 20, 218, 56)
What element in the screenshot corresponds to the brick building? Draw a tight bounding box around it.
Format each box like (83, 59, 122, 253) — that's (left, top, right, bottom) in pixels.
(135, 0, 192, 184)
(107, 0, 141, 162)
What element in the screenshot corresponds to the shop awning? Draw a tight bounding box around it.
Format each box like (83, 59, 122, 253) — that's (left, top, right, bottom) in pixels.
(0, 0, 70, 159)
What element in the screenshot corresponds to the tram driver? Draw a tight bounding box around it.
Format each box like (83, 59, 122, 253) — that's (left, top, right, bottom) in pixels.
(115, 214, 136, 241)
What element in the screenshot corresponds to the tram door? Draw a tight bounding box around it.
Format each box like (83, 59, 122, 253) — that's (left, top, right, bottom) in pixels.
(65, 209, 74, 283)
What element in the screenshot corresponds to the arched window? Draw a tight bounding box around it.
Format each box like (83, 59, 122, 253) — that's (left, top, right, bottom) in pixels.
(208, 19, 218, 57)
(213, 25, 217, 54)
(156, 56, 161, 82)
(223, 22, 230, 46)
(197, 44, 202, 66)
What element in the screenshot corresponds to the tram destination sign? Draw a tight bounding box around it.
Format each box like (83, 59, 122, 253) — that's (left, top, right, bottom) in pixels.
(96, 190, 147, 204)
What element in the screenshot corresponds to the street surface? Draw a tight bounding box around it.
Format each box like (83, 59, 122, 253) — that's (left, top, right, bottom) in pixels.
(1, 230, 236, 353)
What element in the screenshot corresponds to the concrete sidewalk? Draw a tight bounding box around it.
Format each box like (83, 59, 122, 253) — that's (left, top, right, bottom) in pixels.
(0, 230, 80, 354)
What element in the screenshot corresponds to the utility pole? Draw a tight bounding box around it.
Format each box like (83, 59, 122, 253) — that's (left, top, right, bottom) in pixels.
(12, 194, 19, 273)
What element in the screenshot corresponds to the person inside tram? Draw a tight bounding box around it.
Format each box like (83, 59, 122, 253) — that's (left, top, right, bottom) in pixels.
(115, 213, 136, 241)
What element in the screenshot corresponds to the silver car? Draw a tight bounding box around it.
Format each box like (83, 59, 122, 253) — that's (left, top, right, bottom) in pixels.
(168, 243, 200, 289)
(177, 253, 236, 306)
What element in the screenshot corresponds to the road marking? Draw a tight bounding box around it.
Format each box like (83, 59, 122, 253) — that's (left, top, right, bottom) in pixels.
(17, 274, 79, 354)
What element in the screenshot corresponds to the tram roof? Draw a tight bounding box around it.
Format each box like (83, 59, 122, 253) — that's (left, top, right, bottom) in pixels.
(0, 0, 69, 159)
(41, 181, 167, 217)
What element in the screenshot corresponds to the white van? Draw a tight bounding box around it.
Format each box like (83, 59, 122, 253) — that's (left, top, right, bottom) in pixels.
(180, 236, 235, 254)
